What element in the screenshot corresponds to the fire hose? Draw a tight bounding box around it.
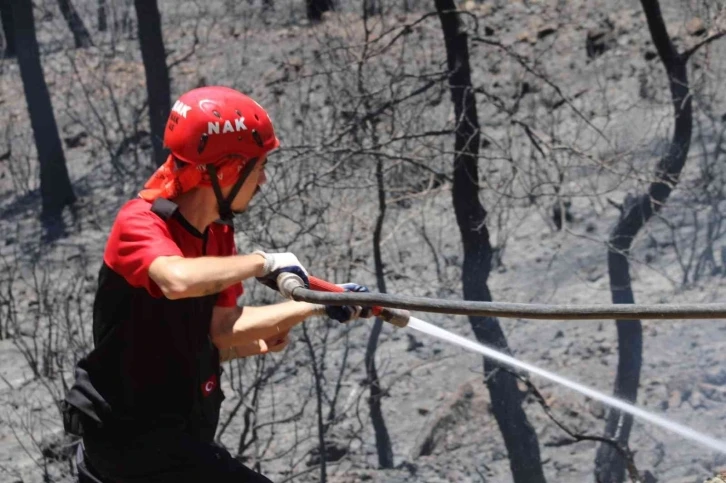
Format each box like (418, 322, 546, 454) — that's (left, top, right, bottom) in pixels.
(271, 272, 726, 455)
(276, 274, 726, 325)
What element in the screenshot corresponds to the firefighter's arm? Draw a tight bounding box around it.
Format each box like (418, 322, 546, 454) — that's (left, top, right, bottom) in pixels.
(210, 302, 323, 351)
(218, 332, 290, 362)
(149, 254, 266, 300)
(149, 251, 307, 301)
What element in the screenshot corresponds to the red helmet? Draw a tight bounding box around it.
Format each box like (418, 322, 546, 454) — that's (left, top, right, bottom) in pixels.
(163, 86, 280, 166)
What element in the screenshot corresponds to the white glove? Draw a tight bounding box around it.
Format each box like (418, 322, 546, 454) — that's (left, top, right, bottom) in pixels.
(254, 250, 309, 291)
(254, 250, 308, 277)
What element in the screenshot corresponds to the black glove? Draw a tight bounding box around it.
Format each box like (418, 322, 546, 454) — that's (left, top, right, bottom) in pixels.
(324, 283, 373, 323)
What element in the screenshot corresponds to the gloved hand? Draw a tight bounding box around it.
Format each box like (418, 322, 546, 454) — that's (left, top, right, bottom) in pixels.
(324, 283, 374, 323)
(254, 250, 310, 292)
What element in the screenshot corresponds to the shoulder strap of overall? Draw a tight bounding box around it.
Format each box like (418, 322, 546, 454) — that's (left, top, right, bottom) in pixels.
(150, 198, 179, 220)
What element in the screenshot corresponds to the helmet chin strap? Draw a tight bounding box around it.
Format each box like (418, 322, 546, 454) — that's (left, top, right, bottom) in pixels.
(206, 158, 259, 222)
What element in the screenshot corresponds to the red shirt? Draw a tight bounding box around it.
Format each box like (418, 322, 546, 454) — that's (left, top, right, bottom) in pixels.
(103, 198, 243, 306)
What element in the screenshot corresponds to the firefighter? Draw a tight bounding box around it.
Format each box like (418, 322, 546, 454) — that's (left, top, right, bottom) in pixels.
(63, 86, 368, 482)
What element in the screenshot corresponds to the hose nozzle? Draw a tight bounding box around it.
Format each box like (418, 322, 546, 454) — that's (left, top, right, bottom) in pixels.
(277, 272, 307, 299)
(377, 307, 410, 328)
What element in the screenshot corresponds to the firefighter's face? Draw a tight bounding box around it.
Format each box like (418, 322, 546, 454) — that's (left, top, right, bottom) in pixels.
(227, 157, 268, 214)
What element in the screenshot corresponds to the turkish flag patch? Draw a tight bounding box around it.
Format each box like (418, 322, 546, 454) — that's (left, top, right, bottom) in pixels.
(202, 374, 218, 397)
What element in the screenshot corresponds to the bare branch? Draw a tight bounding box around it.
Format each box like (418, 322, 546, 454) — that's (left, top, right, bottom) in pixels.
(471, 36, 612, 145)
(682, 31, 726, 62)
(515, 374, 643, 483)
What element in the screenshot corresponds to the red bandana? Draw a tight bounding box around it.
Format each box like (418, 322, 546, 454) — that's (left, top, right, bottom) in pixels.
(139, 155, 250, 201)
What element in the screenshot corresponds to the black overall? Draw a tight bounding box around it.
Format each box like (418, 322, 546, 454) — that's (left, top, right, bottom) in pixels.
(63, 199, 272, 483)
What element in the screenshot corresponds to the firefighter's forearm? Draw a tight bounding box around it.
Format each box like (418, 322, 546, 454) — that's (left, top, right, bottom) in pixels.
(213, 301, 323, 349)
(219, 342, 264, 362)
(149, 253, 266, 300)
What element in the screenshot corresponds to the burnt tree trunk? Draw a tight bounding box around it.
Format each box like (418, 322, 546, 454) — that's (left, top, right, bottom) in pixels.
(595, 1, 693, 481)
(1, 0, 15, 58)
(98, 0, 107, 31)
(364, 0, 380, 17)
(11, 0, 76, 220)
(434, 1, 546, 482)
(366, 157, 394, 468)
(57, 0, 94, 48)
(306, 0, 333, 23)
(302, 322, 328, 483)
(134, 0, 171, 166)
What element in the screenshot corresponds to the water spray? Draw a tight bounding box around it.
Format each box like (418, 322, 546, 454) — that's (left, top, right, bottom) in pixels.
(405, 315, 726, 454)
(275, 272, 726, 455)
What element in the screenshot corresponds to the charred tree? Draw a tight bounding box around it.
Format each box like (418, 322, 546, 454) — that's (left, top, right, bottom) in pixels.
(366, 157, 394, 469)
(301, 322, 328, 483)
(1, 0, 15, 58)
(57, 0, 94, 48)
(595, 0, 705, 481)
(364, 0, 380, 17)
(434, 1, 546, 482)
(306, 0, 333, 23)
(133, 0, 171, 166)
(11, 0, 76, 220)
(98, 0, 107, 31)
(351, 4, 393, 463)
